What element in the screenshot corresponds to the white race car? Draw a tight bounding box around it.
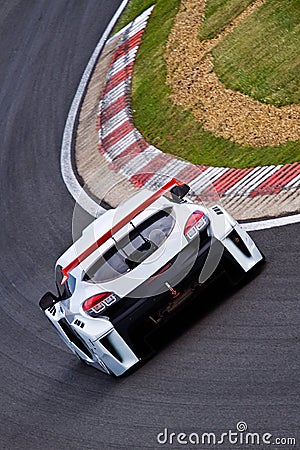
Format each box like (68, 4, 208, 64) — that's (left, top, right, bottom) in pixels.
(39, 179, 264, 376)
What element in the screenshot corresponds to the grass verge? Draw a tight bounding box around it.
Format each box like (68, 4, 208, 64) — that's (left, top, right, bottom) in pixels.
(199, 0, 255, 40)
(111, 0, 300, 168)
(213, 0, 300, 106)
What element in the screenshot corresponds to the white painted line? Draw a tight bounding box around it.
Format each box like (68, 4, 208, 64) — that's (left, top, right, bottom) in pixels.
(190, 167, 228, 192)
(189, 167, 219, 190)
(101, 110, 129, 139)
(101, 105, 128, 127)
(225, 166, 260, 195)
(127, 17, 152, 37)
(101, 80, 127, 109)
(109, 47, 139, 76)
(107, 27, 129, 44)
(119, 146, 161, 177)
(106, 6, 154, 44)
(60, 0, 130, 217)
(143, 159, 189, 188)
(205, 167, 229, 184)
(198, 168, 230, 191)
(127, 6, 155, 35)
(285, 173, 300, 188)
(151, 158, 189, 176)
(105, 129, 138, 160)
(241, 214, 300, 231)
(239, 165, 280, 196)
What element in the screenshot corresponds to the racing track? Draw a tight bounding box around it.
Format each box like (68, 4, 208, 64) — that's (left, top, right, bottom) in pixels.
(0, 1, 299, 449)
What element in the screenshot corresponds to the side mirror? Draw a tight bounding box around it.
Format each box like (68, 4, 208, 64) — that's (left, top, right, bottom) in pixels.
(39, 291, 59, 311)
(171, 183, 190, 201)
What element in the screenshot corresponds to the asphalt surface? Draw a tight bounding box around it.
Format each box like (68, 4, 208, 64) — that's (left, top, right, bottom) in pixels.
(0, 1, 299, 449)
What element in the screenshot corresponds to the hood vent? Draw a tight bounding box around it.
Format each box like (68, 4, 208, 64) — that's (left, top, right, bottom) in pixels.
(74, 319, 85, 329)
(212, 205, 223, 215)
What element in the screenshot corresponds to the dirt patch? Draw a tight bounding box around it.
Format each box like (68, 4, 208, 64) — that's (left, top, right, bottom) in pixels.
(165, 0, 300, 147)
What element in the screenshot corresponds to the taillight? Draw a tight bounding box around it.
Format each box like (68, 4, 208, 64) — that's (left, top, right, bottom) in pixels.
(83, 293, 113, 312)
(184, 210, 209, 238)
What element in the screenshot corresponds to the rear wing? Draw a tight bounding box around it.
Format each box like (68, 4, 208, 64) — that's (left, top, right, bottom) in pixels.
(61, 178, 183, 285)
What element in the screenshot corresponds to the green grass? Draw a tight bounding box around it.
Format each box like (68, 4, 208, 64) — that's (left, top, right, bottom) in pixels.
(213, 0, 300, 106)
(199, 0, 255, 40)
(110, 0, 300, 168)
(113, 0, 155, 34)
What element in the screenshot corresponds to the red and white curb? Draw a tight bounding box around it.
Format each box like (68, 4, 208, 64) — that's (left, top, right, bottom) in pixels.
(97, 7, 300, 203)
(61, 3, 300, 230)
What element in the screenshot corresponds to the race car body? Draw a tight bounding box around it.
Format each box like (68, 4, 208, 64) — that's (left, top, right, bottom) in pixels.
(39, 179, 264, 376)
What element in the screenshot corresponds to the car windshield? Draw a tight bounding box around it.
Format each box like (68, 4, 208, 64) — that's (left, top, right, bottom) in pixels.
(83, 209, 174, 283)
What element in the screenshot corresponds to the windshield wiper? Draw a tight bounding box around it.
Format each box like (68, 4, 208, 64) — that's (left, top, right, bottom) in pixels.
(129, 221, 151, 245)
